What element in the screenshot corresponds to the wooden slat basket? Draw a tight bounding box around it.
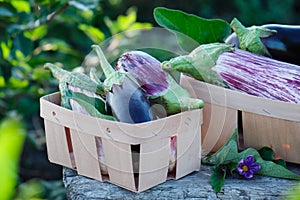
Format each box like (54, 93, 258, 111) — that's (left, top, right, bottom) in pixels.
(180, 75, 300, 164)
(40, 92, 203, 192)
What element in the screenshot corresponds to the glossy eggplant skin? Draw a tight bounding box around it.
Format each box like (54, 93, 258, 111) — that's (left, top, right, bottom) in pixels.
(225, 24, 300, 65)
(115, 51, 169, 96)
(106, 75, 153, 124)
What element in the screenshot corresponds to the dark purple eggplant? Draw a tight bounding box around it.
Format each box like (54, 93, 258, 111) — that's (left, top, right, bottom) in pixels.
(226, 21, 300, 65)
(92, 45, 153, 123)
(105, 75, 153, 123)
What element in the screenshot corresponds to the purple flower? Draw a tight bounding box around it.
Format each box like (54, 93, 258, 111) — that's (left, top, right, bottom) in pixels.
(237, 155, 261, 179)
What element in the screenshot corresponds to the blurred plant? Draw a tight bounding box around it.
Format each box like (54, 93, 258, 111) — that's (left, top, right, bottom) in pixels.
(0, 117, 25, 200)
(287, 183, 300, 200)
(14, 179, 66, 200)
(0, 0, 153, 198)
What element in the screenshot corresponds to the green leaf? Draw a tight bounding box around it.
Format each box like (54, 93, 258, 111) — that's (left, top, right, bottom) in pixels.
(117, 7, 137, 30)
(210, 166, 226, 193)
(288, 184, 300, 200)
(24, 25, 48, 41)
(258, 146, 286, 168)
(202, 129, 239, 165)
(32, 67, 51, 82)
(70, 91, 107, 115)
(12, 33, 33, 57)
(8, 77, 28, 88)
(203, 129, 300, 193)
(0, 76, 5, 87)
(256, 158, 300, 180)
(11, 0, 30, 12)
(78, 24, 105, 43)
(154, 7, 231, 51)
(15, 179, 45, 199)
(1, 41, 12, 59)
(70, 96, 116, 121)
(44, 63, 104, 95)
(237, 148, 300, 180)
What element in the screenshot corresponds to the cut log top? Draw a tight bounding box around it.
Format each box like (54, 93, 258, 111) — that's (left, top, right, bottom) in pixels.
(63, 164, 300, 199)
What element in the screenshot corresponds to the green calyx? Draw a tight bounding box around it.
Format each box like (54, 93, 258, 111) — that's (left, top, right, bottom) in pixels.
(44, 63, 104, 96)
(150, 72, 204, 115)
(230, 18, 277, 56)
(162, 43, 234, 87)
(92, 44, 141, 92)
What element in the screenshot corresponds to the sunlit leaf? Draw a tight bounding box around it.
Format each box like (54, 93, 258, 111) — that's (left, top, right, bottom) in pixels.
(32, 67, 51, 82)
(0, 76, 5, 87)
(78, 24, 105, 43)
(127, 22, 152, 30)
(1, 41, 12, 59)
(117, 8, 137, 30)
(24, 25, 48, 41)
(0, 117, 25, 200)
(11, 0, 30, 12)
(8, 77, 29, 88)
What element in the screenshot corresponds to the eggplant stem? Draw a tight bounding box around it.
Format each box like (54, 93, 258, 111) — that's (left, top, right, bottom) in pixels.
(92, 45, 115, 78)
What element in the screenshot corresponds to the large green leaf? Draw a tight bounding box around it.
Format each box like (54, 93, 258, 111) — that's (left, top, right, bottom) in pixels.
(154, 7, 231, 51)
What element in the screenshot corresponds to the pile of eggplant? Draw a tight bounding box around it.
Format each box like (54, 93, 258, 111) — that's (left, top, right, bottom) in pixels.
(45, 45, 204, 174)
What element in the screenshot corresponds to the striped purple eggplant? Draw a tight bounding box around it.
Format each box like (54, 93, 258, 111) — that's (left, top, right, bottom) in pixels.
(115, 51, 169, 96)
(213, 49, 300, 103)
(115, 50, 204, 116)
(162, 43, 300, 104)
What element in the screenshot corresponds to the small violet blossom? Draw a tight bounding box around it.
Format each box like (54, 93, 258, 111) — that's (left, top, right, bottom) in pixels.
(237, 155, 260, 179)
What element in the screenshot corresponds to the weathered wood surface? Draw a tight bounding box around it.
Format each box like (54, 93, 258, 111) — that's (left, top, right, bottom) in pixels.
(63, 164, 300, 200)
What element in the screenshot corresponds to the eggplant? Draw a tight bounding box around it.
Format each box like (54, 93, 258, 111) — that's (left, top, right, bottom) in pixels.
(115, 51, 169, 95)
(92, 45, 153, 123)
(162, 43, 300, 104)
(226, 19, 300, 65)
(105, 75, 153, 123)
(115, 51, 204, 116)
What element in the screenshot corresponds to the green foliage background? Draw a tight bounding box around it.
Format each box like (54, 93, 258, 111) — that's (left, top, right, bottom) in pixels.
(0, 0, 299, 199)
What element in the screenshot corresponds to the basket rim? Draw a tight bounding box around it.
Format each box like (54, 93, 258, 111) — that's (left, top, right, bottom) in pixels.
(181, 75, 300, 122)
(40, 92, 203, 144)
